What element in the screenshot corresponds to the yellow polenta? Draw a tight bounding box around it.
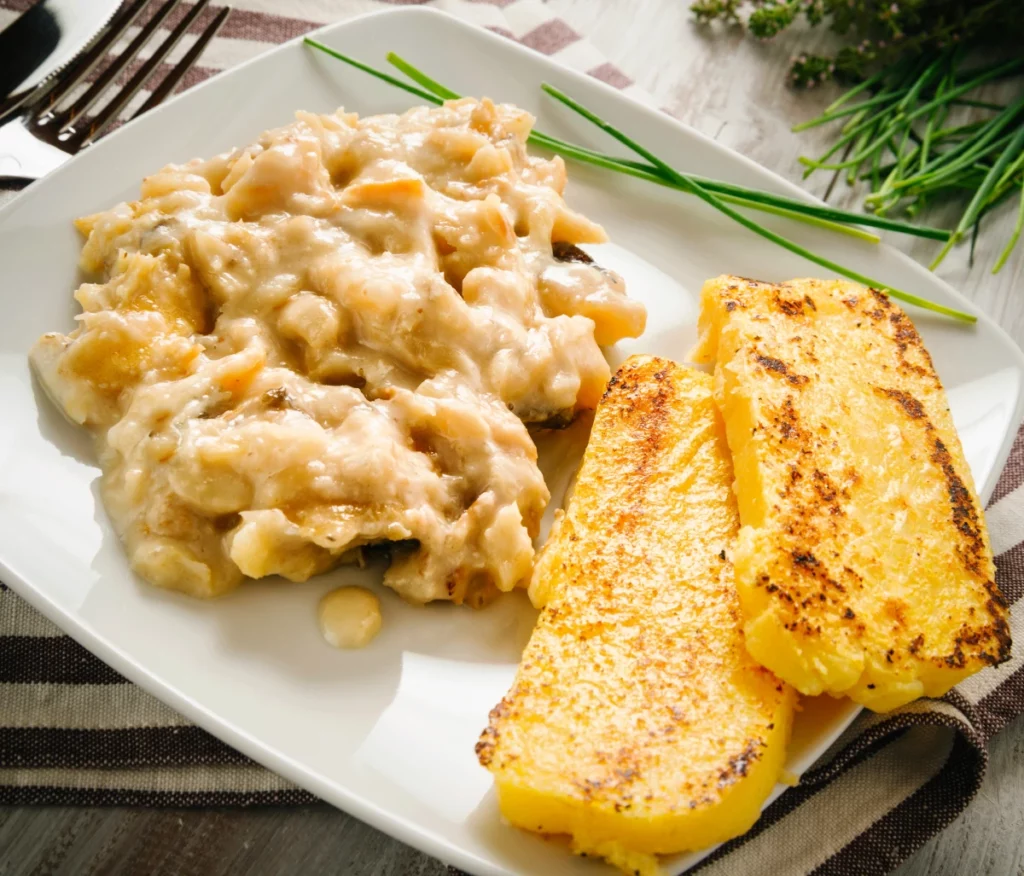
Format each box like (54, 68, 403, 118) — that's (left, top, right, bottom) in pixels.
(477, 355, 795, 874)
(692, 276, 1010, 712)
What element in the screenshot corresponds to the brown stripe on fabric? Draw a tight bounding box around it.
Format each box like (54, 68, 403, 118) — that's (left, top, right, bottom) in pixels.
(62, 0, 227, 54)
(0, 727, 248, 769)
(947, 595, 1024, 706)
(687, 737, 899, 873)
(519, 19, 581, 55)
(0, 637, 126, 684)
(587, 62, 633, 89)
(689, 706, 980, 875)
(695, 724, 955, 876)
(486, 25, 516, 40)
(977, 662, 1024, 738)
(989, 427, 1024, 505)
(166, 4, 318, 43)
(794, 707, 890, 774)
(943, 688, 983, 730)
(0, 0, 250, 42)
(995, 538, 1024, 603)
(687, 741, 888, 874)
(797, 725, 910, 790)
(83, 57, 220, 94)
(0, 786, 319, 807)
(813, 728, 986, 876)
(798, 701, 967, 788)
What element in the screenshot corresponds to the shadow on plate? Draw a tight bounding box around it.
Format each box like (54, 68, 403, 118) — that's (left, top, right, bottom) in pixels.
(32, 369, 95, 466)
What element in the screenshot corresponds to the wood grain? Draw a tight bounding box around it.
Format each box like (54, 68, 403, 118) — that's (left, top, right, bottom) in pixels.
(3, 2, 1023, 875)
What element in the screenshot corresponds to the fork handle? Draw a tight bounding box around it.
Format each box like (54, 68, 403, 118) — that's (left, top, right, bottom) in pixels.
(0, 117, 69, 183)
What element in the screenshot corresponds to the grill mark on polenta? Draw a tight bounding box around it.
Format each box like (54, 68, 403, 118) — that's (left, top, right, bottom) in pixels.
(716, 739, 764, 789)
(790, 549, 847, 596)
(481, 355, 796, 851)
(601, 370, 622, 401)
(884, 598, 908, 629)
(930, 437, 987, 576)
(776, 548, 854, 636)
(812, 468, 848, 508)
(754, 353, 810, 385)
(875, 387, 990, 577)
(865, 288, 894, 322)
(769, 288, 818, 318)
(877, 387, 925, 419)
(569, 748, 648, 805)
(699, 276, 1011, 710)
(772, 396, 809, 444)
(476, 696, 512, 767)
(888, 311, 940, 382)
(943, 615, 1011, 668)
(774, 297, 806, 318)
(875, 386, 1011, 667)
(604, 359, 675, 534)
(870, 288, 894, 310)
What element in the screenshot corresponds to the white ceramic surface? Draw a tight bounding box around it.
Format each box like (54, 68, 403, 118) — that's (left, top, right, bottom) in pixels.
(0, 9, 1021, 876)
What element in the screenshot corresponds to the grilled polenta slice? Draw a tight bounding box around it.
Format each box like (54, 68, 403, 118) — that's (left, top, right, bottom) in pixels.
(476, 355, 795, 874)
(692, 276, 1011, 713)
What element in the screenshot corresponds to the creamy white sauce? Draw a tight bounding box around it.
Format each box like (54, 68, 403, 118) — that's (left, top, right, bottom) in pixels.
(30, 98, 646, 621)
(318, 586, 382, 649)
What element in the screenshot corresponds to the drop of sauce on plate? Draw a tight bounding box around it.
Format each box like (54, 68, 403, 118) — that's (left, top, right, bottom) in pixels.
(318, 586, 382, 649)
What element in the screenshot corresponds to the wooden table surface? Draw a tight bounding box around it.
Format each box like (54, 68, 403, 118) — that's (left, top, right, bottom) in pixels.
(3, 2, 1024, 874)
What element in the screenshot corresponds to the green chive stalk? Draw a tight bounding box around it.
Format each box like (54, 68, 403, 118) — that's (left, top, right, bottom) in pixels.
(796, 45, 1024, 273)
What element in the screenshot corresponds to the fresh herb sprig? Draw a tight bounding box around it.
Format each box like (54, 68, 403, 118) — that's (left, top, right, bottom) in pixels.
(691, 1, 1023, 87)
(303, 38, 974, 322)
(797, 50, 1024, 272)
(689, 2, 1024, 271)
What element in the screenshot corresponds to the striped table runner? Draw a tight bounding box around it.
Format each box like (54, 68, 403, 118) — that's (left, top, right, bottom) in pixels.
(2, 2, 1024, 874)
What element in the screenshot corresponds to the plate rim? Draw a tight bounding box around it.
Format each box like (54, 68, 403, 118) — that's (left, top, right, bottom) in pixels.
(0, 7, 1021, 875)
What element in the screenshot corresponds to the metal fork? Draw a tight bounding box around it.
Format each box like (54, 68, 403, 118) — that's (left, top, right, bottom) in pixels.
(0, 0, 230, 184)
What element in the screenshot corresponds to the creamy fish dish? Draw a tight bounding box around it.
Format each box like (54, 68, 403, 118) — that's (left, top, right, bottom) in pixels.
(31, 98, 646, 615)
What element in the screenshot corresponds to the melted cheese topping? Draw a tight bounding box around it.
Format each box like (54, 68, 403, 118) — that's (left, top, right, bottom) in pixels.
(30, 98, 645, 609)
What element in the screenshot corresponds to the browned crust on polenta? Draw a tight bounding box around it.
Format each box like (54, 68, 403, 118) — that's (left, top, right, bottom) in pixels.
(874, 386, 1011, 667)
(478, 355, 793, 821)
(601, 359, 675, 502)
(710, 275, 1011, 683)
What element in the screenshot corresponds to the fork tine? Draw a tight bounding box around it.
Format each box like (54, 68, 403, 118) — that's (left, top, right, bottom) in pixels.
(73, 0, 214, 148)
(52, 0, 185, 131)
(1, 0, 151, 126)
(133, 6, 230, 118)
(33, 0, 154, 116)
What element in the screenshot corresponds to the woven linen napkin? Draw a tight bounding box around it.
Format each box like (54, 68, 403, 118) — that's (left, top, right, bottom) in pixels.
(2, 1, 1023, 874)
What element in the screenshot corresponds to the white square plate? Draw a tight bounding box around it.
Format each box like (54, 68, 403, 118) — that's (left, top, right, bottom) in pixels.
(1, 8, 1021, 875)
